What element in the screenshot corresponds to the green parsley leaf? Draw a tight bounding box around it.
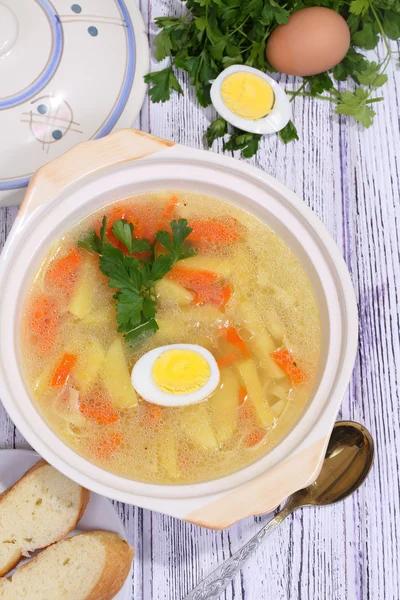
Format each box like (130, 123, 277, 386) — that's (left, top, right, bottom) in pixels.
(78, 230, 102, 254)
(115, 289, 143, 331)
(151, 254, 174, 281)
(349, 0, 370, 17)
(111, 220, 134, 254)
(333, 49, 368, 82)
(131, 238, 152, 253)
(355, 61, 388, 87)
(124, 319, 159, 344)
(206, 118, 228, 147)
(279, 121, 299, 144)
(171, 219, 193, 249)
(99, 216, 107, 243)
(261, 2, 290, 25)
(100, 248, 140, 293)
(305, 72, 333, 96)
(383, 12, 400, 41)
(335, 88, 379, 127)
(142, 297, 157, 320)
(353, 23, 379, 50)
(154, 29, 174, 62)
(223, 131, 261, 158)
(78, 217, 194, 344)
(144, 67, 183, 103)
(155, 219, 193, 263)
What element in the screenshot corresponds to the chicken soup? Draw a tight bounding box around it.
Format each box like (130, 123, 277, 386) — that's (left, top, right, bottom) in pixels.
(21, 192, 321, 484)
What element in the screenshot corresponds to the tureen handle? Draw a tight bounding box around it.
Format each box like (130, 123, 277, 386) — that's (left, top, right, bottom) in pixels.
(20, 129, 175, 215)
(184, 436, 327, 529)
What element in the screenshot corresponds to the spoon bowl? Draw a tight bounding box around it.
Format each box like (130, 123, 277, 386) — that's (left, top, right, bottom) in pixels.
(292, 421, 374, 508)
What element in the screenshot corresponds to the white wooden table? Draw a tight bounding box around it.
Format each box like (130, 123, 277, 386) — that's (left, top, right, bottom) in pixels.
(1, 2, 399, 598)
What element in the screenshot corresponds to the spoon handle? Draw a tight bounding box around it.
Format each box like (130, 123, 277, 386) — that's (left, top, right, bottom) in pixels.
(184, 501, 295, 600)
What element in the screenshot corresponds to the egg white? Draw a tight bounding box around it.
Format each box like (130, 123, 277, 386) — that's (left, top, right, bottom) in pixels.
(210, 65, 292, 135)
(131, 344, 220, 407)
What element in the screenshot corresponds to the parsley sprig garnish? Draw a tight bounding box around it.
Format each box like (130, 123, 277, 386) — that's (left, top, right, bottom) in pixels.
(145, 0, 399, 154)
(78, 218, 193, 344)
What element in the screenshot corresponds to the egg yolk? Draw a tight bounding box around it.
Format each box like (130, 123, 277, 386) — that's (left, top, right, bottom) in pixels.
(152, 349, 211, 395)
(221, 72, 274, 120)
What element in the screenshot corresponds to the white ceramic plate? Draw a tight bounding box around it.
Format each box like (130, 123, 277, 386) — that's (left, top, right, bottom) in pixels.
(0, 0, 149, 207)
(0, 449, 132, 599)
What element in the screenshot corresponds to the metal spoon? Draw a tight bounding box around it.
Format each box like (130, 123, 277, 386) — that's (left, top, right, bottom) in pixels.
(184, 421, 374, 600)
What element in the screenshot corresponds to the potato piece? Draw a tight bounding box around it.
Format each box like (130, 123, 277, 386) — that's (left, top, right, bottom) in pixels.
(181, 404, 218, 450)
(209, 369, 239, 444)
(156, 279, 194, 307)
(190, 333, 215, 351)
(62, 387, 87, 428)
(265, 379, 291, 403)
(159, 430, 179, 479)
(278, 399, 301, 428)
(181, 306, 225, 327)
(236, 359, 275, 428)
(68, 260, 99, 320)
(178, 255, 233, 277)
(153, 316, 187, 342)
(265, 309, 285, 344)
(257, 270, 269, 288)
(237, 301, 285, 379)
(237, 301, 275, 352)
(82, 305, 115, 327)
(74, 338, 106, 393)
(32, 362, 57, 399)
(271, 399, 286, 417)
(103, 337, 138, 408)
(268, 284, 299, 309)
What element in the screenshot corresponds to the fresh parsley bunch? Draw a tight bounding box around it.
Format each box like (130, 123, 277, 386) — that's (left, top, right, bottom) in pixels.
(145, 0, 399, 156)
(79, 217, 193, 344)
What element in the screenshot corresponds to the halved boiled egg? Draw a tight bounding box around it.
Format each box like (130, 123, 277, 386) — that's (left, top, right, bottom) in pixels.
(131, 344, 220, 407)
(210, 65, 291, 135)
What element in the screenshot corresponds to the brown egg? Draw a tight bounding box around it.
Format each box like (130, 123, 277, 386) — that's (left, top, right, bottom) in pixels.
(266, 7, 350, 77)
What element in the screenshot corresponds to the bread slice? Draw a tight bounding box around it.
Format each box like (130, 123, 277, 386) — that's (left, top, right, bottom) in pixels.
(0, 531, 134, 600)
(0, 459, 89, 576)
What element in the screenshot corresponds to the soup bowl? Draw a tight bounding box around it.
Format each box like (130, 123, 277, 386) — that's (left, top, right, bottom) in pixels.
(0, 130, 357, 529)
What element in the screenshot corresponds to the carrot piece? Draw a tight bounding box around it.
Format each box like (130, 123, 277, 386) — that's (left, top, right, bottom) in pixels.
(217, 327, 250, 367)
(238, 386, 248, 405)
(221, 326, 251, 357)
(158, 195, 179, 230)
(94, 433, 122, 460)
(188, 218, 240, 248)
(46, 249, 83, 293)
(219, 283, 233, 308)
(192, 283, 231, 308)
(244, 430, 266, 447)
(147, 404, 162, 422)
(27, 295, 60, 356)
(169, 266, 219, 288)
(125, 204, 158, 242)
(169, 266, 231, 308)
(79, 398, 119, 425)
(240, 401, 254, 421)
(271, 348, 307, 386)
(51, 353, 78, 387)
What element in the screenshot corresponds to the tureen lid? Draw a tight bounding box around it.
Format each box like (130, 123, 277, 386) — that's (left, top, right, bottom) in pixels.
(0, 0, 149, 207)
